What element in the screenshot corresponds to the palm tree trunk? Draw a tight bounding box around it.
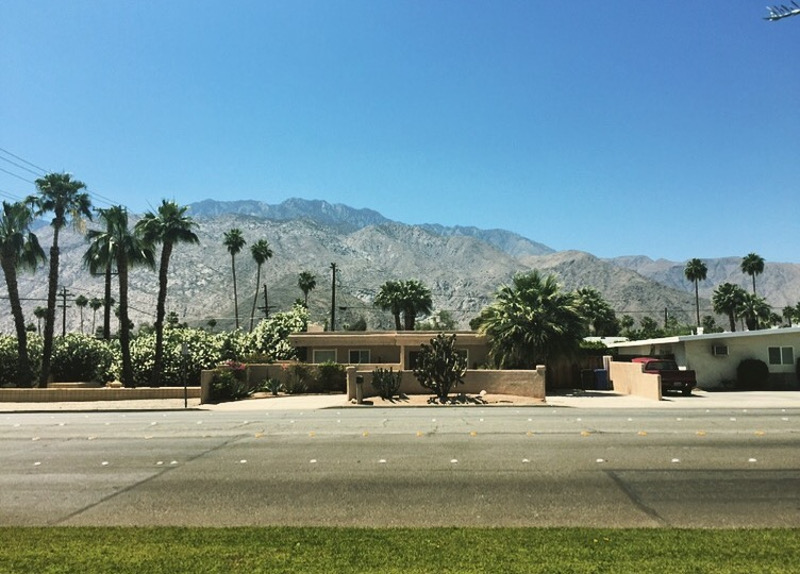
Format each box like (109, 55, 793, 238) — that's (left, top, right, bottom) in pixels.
(1, 256, 32, 386)
(151, 242, 173, 387)
(394, 312, 402, 330)
(117, 255, 134, 387)
(250, 264, 262, 331)
(39, 226, 61, 388)
(694, 281, 700, 327)
(103, 263, 112, 339)
(231, 254, 239, 330)
(728, 312, 736, 332)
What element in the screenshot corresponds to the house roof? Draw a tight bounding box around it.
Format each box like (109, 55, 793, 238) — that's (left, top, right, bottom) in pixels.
(288, 330, 488, 347)
(606, 326, 800, 349)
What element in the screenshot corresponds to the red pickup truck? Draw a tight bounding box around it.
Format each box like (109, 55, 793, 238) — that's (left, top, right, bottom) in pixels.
(632, 357, 696, 396)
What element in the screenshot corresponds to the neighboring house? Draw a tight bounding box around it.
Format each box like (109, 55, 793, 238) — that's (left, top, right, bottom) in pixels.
(606, 327, 800, 389)
(288, 331, 490, 370)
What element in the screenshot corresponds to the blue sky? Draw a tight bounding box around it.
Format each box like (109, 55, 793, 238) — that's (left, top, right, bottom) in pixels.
(2, 1, 798, 263)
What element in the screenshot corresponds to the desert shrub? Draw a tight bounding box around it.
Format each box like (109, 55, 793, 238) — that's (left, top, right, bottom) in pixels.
(316, 361, 346, 393)
(283, 362, 314, 394)
(0, 334, 42, 387)
(413, 333, 467, 400)
(51, 334, 114, 383)
(209, 360, 251, 402)
(371, 367, 403, 399)
(736, 358, 770, 390)
(262, 378, 284, 395)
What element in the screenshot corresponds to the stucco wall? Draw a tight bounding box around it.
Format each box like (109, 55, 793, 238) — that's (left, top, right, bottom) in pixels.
(608, 361, 662, 401)
(346, 366, 546, 401)
(0, 387, 201, 403)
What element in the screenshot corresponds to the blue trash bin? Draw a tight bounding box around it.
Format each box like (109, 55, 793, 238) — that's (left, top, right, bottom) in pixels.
(594, 369, 609, 390)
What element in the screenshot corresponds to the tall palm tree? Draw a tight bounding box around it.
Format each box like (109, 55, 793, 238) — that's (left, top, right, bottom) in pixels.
(0, 201, 46, 386)
(74, 295, 88, 333)
(298, 271, 317, 306)
(741, 253, 765, 296)
(86, 206, 154, 387)
(475, 270, 584, 369)
(684, 258, 708, 328)
(30, 172, 92, 387)
(135, 201, 199, 386)
(400, 279, 433, 331)
(83, 207, 117, 340)
(248, 239, 273, 330)
(223, 228, 246, 330)
(375, 280, 404, 330)
(712, 282, 747, 332)
(89, 297, 102, 336)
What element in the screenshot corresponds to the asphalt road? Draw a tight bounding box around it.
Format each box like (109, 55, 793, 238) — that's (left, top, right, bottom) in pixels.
(2, 406, 798, 528)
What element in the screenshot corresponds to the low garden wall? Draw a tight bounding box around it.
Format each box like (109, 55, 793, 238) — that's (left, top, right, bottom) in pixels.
(346, 366, 547, 402)
(0, 386, 201, 403)
(608, 361, 662, 401)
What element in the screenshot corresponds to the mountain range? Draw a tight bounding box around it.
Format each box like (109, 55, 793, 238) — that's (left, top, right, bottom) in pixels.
(4, 198, 798, 334)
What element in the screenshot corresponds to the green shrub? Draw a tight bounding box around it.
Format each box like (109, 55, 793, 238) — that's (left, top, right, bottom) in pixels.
(0, 334, 42, 387)
(51, 334, 115, 383)
(371, 367, 403, 399)
(413, 333, 467, 400)
(130, 328, 224, 387)
(209, 361, 251, 403)
(316, 361, 346, 393)
(284, 363, 313, 394)
(262, 378, 284, 395)
(736, 358, 770, 390)
(247, 305, 308, 360)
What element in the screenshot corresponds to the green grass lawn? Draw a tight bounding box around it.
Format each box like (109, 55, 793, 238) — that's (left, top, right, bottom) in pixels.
(1, 527, 798, 573)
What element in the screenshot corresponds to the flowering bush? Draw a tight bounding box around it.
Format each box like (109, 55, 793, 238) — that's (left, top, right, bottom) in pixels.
(51, 334, 115, 383)
(247, 304, 308, 360)
(130, 327, 224, 387)
(0, 334, 42, 387)
(209, 361, 252, 403)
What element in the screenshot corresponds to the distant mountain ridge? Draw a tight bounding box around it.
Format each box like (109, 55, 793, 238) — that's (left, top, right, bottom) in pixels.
(0, 197, 796, 335)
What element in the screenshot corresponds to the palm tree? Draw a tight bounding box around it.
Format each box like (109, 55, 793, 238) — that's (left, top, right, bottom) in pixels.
(135, 201, 199, 386)
(0, 201, 46, 386)
(712, 282, 747, 332)
(83, 208, 117, 340)
(86, 206, 154, 387)
(74, 295, 88, 333)
(248, 239, 273, 330)
(223, 228, 246, 330)
(782, 305, 796, 327)
(684, 258, 708, 328)
(29, 172, 92, 387)
(475, 270, 584, 369)
(375, 280, 404, 330)
(741, 253, 765, 296)
(89, 297, 102, 335)
(400, 280, 433, 330)
(738, 293, 771, 331)
(298, 271, 317, 306)
(574, 287, 617, 336)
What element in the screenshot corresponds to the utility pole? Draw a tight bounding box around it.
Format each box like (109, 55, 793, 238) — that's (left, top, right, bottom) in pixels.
(262, 284, 269, 319)
(330, 263, 337, 332)
(58, 287, 71, 337)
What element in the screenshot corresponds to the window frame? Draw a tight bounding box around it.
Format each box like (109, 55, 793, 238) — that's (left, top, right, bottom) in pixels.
(312, 349, 337, 364)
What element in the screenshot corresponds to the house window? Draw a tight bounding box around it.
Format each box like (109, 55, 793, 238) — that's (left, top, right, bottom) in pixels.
(768, 347, 794, 366)
(312, 349, 337, 364)
(348, 349, 370, 364)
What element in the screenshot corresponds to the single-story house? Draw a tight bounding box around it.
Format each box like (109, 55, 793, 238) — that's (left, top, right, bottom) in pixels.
(606, 327, 800, 389)
(287, 331, 490, 370)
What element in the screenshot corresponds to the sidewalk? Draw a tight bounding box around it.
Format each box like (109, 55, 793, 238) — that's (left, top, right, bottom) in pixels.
(1, 390, 799, 413)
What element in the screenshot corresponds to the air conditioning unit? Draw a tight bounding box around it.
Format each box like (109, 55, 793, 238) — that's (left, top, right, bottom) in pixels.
(712, 345, 729, 357)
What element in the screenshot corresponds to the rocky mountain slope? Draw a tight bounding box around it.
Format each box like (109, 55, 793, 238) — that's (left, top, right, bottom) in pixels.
(3, 198, 797, 334)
